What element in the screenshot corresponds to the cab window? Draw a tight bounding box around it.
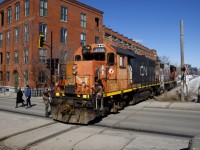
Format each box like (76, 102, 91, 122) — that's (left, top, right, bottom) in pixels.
(119, 55, 125, 67)
(75, 55, 81, 61)
(107, 52, 114, 66)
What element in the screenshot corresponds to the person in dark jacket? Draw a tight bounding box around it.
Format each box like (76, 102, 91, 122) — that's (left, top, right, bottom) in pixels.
(25, 84, 32, 109)
(15, 87, 25, 108)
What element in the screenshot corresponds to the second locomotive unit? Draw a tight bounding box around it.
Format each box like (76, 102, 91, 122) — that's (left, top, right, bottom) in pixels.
(50, 44, 177, 124)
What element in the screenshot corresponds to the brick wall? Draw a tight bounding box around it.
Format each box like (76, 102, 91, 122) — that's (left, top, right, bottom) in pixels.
(0, 0, 103, 88)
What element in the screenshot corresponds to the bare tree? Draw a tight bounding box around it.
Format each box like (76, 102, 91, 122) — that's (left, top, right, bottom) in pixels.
(159, 55, 171, 64)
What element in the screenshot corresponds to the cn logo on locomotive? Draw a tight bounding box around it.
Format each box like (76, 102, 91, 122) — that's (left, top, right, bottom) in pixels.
(140, 66, 147, 76)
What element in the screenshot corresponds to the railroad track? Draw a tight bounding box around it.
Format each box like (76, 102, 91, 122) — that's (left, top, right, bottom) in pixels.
(0, 99, 194, 150)
(0, 110, 81, 150)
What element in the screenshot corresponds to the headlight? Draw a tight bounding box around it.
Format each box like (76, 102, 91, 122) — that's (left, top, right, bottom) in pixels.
(82, 82, 86, 87)
(55, 92, 60, 97)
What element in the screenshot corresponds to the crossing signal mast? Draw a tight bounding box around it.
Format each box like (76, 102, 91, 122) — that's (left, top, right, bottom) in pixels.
(39, 31, 56, 84)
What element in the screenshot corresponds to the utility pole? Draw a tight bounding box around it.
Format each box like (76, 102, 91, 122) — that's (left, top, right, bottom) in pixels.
(180, 20, 185, 101)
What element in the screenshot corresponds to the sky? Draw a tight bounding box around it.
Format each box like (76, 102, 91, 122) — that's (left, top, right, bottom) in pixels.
(77, 0, 200, 68)
(0, 0, 199, 68)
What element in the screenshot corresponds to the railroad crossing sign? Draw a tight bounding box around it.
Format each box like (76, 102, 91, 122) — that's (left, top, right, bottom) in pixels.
(183, 64, 189, 75)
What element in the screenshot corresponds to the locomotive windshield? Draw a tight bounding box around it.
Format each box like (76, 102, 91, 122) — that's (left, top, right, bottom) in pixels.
(83, 53, 105, 61)
(75, 53, 105, 61)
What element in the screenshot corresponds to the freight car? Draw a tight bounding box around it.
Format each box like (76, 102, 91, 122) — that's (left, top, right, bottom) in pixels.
(50, 44, 177, 124)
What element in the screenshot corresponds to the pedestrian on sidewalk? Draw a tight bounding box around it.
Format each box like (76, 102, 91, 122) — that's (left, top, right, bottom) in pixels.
(15, 87, 25, 108)
(43, 84, 52, 117)
(25, 84, 32, 109)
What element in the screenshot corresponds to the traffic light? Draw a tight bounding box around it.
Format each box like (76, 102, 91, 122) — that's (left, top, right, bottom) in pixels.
(46, 58, 51, 69)
(38, 34, 45, 48)
(54, 58, 59, 69)
(51, 58, 55, 69)
(51, 68, 55, 75)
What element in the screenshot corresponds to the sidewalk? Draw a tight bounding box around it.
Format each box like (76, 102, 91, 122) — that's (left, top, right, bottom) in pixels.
(1, 92, 200, 111)
(144, 100, 200, 111)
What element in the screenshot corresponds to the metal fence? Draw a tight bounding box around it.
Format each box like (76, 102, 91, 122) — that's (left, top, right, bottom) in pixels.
(31, 89, 43, 97)
(0, 86, 44, 97)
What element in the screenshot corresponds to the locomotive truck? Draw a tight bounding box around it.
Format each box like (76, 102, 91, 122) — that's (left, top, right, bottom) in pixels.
(50, 44, 177, 124)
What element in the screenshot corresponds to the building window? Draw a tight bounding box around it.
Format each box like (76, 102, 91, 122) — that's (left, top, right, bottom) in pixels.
(0, 71, 2, 82)
(24, 47, 28, 64)
(40, 0, 48, 17)
(61, 6, 67, 22)
(95, 17, 99, 30)
(7, 30, 10, 45)
(0, 52, 2, 65)
(15, 2, 20, 21)
(0, 11, 4, 27)
(6, 71, 10, 82)
(24, 0, 30, 17)
(39, 71, 46, 83)
(24, 70, 28, 84)
(7, 7, 12, 24)
(95, 36, 100, 44)
(80, 33, 86, 46)
(6, 52, 10, 65)
(60, 28, 67, 44)
(14, 50, 19, 64)
(81, 13, 86, 28)
(39, 23, 47, 40)
(39, 48, 46, 63)
(0, 33, 3, 47)
(15, 27, 19, 44)
(24, 24, 29, 42)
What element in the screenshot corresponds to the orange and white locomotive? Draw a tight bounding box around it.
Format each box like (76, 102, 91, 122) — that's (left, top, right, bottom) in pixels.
(50, 44, 177, 124)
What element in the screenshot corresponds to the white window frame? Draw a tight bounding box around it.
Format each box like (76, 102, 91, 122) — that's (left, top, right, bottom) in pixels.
(15, 2, 20, 20)
(24, 0, 30, 17)
(60, 28, 67, 44)
(61, 6, 67, 22)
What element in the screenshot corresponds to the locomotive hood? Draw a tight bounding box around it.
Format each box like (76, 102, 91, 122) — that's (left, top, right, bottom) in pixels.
(111, 46, 136, 58)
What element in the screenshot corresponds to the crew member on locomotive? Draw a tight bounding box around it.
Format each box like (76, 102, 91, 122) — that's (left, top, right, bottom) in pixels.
(91, 79, 103, 110)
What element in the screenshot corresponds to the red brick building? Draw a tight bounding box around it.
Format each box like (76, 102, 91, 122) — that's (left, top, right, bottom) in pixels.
(102, 26, 157, 61)
(0, 0, 157, 92)
(0, 0, 103, 91)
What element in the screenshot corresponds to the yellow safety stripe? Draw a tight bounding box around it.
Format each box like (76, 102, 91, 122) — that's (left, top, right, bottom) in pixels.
(55, 80, 176, 98)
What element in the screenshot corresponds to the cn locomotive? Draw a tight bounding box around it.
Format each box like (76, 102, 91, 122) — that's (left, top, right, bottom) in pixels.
(50, 44, 177, 124)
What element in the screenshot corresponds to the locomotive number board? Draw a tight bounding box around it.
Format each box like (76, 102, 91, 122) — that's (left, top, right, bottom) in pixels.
(93, 47, 106, 53)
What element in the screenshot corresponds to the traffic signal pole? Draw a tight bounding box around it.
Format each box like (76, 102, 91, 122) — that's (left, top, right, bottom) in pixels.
(40, 31, 56, 85)
(50, 31, 53, 85)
